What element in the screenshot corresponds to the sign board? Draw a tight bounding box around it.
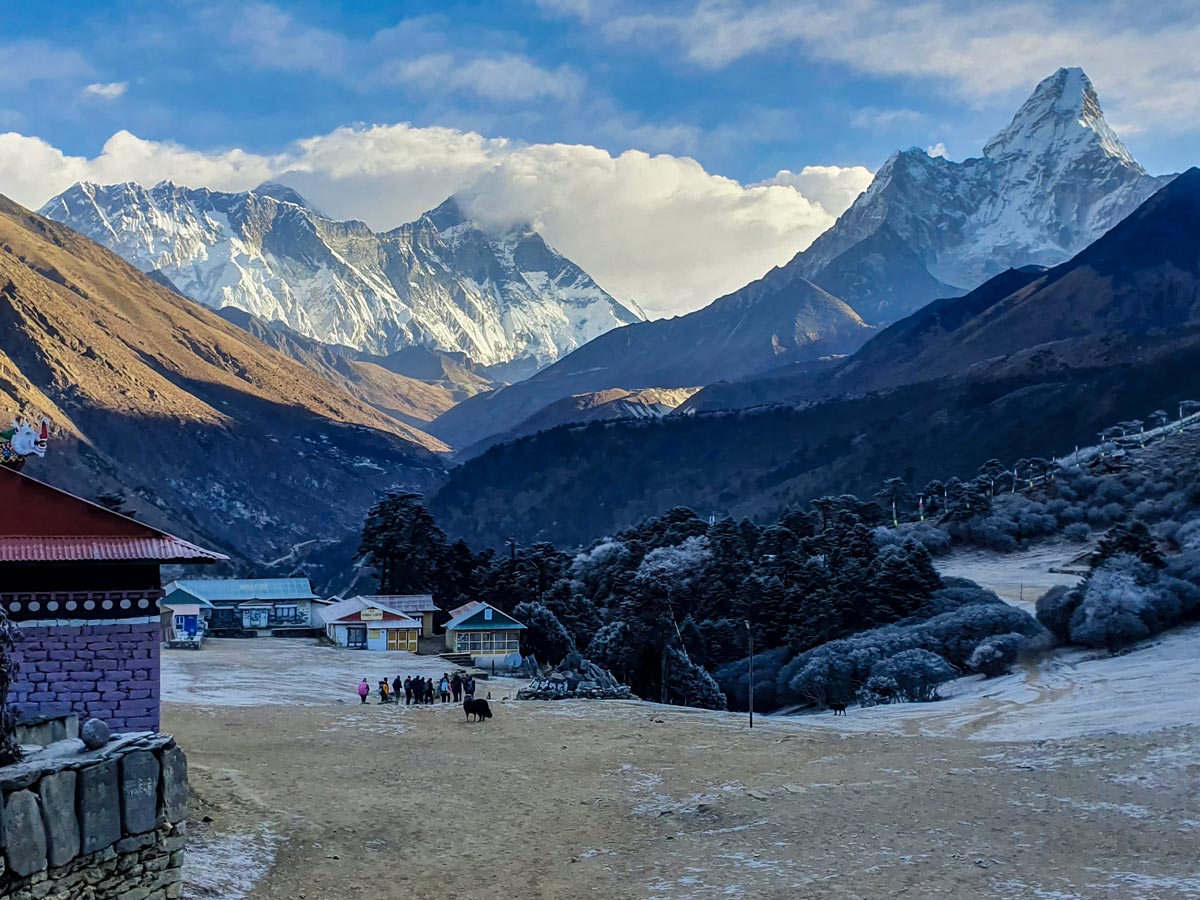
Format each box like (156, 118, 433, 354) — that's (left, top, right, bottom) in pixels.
(360, 608, 384, 621)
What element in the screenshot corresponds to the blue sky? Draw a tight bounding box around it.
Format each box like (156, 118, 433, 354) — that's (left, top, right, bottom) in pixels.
(2, 0, 1198, 315)
(6, 0, 1198, 178)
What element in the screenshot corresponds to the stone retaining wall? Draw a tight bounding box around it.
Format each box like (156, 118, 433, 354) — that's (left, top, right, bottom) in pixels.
(9, 620, 161, 733)
(0, 731, 187, 899)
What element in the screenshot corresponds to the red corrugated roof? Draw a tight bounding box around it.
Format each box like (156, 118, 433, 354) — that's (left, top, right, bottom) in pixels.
(0, 466, 226, 564)
(0, 535, 227, 563)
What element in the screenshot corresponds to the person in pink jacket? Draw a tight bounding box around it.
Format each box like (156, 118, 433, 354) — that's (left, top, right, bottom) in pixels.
(357, 678, 370, 704)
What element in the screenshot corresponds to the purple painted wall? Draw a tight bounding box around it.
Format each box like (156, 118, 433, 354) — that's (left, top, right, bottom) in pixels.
(10, 620, 162, 732)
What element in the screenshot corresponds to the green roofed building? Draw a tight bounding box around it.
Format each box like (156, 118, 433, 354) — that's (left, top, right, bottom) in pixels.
(444, 601, 526, 661)
(162, 577, 330, 636)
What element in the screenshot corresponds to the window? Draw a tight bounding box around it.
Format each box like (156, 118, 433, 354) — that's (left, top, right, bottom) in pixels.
(455, 630, 520, 653)
(484, 607, 493, 621)
(272, 605, 301, 625)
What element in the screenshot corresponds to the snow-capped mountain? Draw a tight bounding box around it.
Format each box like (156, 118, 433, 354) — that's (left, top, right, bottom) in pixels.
(39, 182, 643, 372)
(793, 67, 1174, 322)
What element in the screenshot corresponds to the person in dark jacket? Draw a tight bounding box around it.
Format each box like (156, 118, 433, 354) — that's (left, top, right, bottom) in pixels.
(451, 673, 463, 703)
(403, 676, 413, 706)
(392, 675, 403, 703)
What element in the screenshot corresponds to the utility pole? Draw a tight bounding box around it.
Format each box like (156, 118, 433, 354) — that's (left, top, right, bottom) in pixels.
(745, 621, 755, 729)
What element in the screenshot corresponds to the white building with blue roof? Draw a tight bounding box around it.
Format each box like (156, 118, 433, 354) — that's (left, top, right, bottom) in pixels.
(162, 577, 330, 636)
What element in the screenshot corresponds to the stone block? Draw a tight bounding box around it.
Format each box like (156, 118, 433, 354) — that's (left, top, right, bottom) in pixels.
(158, 748, 187, 824)
(4, 790, 47, 877)
(120, 752, 160, 835)
(37, 770, 80, 867)
(78, 761, 121, 854)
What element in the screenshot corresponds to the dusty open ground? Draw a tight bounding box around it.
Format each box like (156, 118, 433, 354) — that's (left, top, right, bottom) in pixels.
(165, 634, 1200, 900)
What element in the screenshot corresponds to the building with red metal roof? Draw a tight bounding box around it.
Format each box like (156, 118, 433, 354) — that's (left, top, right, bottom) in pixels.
(0, 466, 226, 731)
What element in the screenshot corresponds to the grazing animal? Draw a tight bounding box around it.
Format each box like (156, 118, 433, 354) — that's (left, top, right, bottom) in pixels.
(464, 697, 493, 722)
(829, 702, 848, 716)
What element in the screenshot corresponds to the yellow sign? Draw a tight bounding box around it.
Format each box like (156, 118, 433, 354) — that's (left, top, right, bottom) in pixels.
(368, 629, 382, 640)
(360, 607, 384, 621)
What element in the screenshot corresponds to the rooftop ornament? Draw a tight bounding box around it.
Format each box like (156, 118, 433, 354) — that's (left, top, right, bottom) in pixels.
(0, 418, 49, 471)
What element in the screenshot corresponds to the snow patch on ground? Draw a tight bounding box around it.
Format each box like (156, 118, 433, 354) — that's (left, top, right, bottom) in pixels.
(182, 825, 281, 900)
(787, 623, 1200, 741)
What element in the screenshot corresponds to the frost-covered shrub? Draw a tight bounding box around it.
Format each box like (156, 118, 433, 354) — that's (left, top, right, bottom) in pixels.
(1068, 563, 1155, 651)
(1101, 502, 1125, 522)
(1065, 554, 1200, 651)
(906, 523, 952, 555)
(1176, 519, 1200, 551)
(1063, 522, 1091, 543)
(772, 597, 1042, 708)
(967, 632, 1025, 677)
(857, 674, 899, 707)
(869, 650, 956, 702)
(1058, 505, 1086, 524)
(920, 602, 1043, 667)
(1094, 476, 1130, 503)
(921, 581, 1005, 616)
(1036, 584, 1083, 642)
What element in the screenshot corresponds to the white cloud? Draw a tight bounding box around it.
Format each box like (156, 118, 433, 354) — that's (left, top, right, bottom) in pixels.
(756, 165, 874, 216)
(605, 0, 1200, 135)
(926, 142, 949, 158)
(227, 2, 348, 75)
(534, 0, 594, 19)
(379, 52, 585, 102)
(850, 107, 927, 132)
(0, 124, 867, 319)
(82, 82, 129, 100)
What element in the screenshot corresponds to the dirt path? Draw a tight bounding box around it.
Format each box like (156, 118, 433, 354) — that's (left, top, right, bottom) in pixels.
(166, 641, 1200, 900)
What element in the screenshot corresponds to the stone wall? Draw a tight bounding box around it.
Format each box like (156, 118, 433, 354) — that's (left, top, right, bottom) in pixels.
(10, 620, 161, 733)
(0, 730, 186, 899)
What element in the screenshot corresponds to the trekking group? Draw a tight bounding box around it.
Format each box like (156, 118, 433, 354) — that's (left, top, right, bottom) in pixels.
(357, 672, 475, 705)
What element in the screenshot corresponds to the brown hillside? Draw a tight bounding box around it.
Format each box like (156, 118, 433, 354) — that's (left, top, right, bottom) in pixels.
(0, 195, 444, 563)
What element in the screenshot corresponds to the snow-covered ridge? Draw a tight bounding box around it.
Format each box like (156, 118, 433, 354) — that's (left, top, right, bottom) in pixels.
(795, 67, 1173, 295)
(40, 181, 643, 369)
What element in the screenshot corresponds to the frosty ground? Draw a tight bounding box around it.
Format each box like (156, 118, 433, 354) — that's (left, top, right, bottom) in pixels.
(165, 627, 1200, 900)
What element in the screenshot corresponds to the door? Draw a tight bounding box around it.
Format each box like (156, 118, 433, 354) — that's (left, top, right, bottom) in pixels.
(387, 629, 417, 652)
(347, 626, 367, 649)
(243, 608, 269, 629)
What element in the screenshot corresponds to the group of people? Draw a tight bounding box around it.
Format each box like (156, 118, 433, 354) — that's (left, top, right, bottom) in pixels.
(357, 672, 476, 706)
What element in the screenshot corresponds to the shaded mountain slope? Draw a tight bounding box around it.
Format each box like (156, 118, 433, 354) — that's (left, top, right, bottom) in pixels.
(0, 196, 443, 563)
(428, 271, 872, 448)
(457, 386, 700, 461)
(216, 308, 466, 428)
(429, 169, 1200, 547)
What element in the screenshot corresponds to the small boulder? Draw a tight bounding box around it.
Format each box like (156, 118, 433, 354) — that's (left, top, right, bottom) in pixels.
(80, 718, 111, 750)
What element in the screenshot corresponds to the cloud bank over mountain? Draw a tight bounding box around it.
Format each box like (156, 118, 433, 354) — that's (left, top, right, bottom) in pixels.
(0, 125, 870, 318)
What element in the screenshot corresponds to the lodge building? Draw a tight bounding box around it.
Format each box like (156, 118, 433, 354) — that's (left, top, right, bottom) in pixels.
(0, 466, 225, 731)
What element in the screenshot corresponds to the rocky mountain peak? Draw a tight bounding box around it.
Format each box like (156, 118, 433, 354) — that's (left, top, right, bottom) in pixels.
(789, 67, 1169, 321)
(984, 67, 1140, 170)
(40, 180, 642, 372)
(250, 181, 315, 211)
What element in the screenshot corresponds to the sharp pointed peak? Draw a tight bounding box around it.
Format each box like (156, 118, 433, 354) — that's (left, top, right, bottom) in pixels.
(984, 67, 1139, 169)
